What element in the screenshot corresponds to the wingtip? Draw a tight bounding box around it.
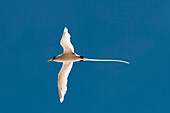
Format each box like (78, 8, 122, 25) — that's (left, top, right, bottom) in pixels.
(64, 27, 68, 32)
(60, 97, 64, 103)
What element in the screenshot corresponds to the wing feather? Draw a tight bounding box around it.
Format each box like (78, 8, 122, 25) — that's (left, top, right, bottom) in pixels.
(60, 27, 74, 53)
(58, 62, 73, 103)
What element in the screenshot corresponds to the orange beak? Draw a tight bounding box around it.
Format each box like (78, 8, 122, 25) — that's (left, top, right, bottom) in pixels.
(48, 59, 53, 62)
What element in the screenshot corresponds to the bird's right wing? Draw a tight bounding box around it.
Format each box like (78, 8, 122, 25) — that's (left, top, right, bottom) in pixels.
(60, 27, 74, 53)
(58, 62, 73, 103)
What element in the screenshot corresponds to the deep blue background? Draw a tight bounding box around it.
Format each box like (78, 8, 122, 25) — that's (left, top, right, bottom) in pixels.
(0, 0, 170, 113)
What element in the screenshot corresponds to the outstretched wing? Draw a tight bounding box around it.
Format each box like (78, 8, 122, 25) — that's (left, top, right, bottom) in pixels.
(60, 27, 74, 53)
(58, 62, 73, 103)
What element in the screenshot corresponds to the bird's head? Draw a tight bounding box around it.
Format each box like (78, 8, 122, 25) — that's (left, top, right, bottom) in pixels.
(48, 56, 56, 62)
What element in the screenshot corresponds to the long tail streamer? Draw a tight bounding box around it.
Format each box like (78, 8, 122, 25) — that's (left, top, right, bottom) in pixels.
(84, 58, 130, 64)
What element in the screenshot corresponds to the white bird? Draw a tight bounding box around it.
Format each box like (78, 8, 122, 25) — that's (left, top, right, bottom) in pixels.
(48, 27, 129, 103)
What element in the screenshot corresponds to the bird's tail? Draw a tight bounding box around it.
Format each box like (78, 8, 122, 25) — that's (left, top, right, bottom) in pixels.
(84, 58, 130, 64)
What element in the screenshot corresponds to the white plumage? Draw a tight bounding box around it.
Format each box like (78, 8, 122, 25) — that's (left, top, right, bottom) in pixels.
(48, 27, 129, 103)
(60, 27, 74, 53)
(58, 62, 73, 103)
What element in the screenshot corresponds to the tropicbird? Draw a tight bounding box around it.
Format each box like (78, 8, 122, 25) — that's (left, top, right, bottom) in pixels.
(48, 27, 129, 103)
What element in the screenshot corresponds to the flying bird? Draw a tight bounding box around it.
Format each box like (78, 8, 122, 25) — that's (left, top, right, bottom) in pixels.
(48, 27, 129, 103)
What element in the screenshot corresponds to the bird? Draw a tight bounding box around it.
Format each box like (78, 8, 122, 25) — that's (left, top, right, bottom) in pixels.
(48, 27, 129, 103)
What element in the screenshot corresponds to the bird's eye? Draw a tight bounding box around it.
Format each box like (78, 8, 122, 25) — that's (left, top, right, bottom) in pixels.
(53, 56, 56, 59)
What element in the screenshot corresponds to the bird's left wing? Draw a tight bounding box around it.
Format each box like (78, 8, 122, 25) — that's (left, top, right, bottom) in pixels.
(58, 62, 73, 103)
(60, 27, 74, 53)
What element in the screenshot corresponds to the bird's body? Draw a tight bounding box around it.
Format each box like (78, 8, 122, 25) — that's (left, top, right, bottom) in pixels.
(53, 53, 83, 62)
(48, 27, 130, 103)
